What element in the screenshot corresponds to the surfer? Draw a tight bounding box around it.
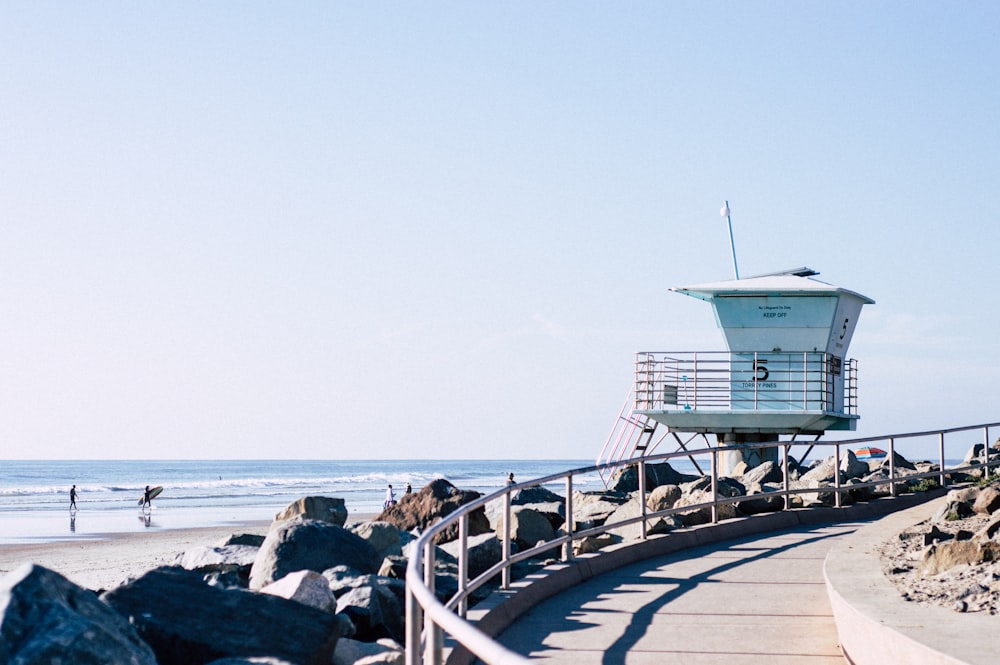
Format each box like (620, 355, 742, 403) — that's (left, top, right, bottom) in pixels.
(69, 485, 77, 511)
(143, 485, 152, 511)
(384, 484, 396, 509)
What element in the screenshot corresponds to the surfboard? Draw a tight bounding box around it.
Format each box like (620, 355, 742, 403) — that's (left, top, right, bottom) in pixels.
(137, 486, 164, 505)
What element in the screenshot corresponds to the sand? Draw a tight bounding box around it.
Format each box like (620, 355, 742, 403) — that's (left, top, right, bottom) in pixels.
(0, 522, 273, 591)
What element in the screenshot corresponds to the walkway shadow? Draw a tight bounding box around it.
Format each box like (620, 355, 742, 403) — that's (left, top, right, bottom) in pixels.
(502, 522, 860, 665)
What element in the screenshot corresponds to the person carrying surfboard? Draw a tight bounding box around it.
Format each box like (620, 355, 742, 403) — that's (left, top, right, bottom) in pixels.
(143, 485, 152, 510)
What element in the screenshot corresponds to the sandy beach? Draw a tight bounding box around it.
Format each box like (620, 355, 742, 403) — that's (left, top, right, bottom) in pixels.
(0, 521, 272, 591)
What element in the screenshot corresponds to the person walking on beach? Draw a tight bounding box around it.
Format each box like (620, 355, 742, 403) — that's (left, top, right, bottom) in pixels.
(384, 484, 396, 509)
(143, 485, 152, 511)
(69, 485, 77, 511)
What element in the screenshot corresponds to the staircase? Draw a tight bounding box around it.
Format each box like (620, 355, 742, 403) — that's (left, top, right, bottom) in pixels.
(596, 388, 663, 487)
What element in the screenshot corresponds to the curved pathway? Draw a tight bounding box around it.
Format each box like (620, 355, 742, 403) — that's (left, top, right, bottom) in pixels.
(494, 521, 863, 664)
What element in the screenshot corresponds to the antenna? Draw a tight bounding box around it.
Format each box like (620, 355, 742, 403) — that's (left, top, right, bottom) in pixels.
(720, 200, 740, 279)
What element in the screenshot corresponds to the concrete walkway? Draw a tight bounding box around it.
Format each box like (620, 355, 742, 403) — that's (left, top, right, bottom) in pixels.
(493, 522, 863, 664)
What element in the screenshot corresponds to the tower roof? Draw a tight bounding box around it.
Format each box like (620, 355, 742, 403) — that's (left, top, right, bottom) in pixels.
(671, 268, 875, 304)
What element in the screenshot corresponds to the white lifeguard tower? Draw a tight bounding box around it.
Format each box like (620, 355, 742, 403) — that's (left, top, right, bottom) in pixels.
(599, 267, 874, 477)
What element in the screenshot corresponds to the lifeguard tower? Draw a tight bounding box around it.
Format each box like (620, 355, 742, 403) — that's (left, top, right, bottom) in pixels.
(599, 266, 874, 477)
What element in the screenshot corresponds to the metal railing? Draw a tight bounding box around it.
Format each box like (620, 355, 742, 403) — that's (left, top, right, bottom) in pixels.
(405, 421, 1000, 665)
(634, 351, 858, 414)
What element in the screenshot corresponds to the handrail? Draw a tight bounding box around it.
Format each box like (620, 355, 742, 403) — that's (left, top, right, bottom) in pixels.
(405, 421, 1000, 665)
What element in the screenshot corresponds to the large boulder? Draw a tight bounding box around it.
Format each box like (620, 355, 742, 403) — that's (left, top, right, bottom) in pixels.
(608, 462, 698, 493)
(569, 491, 630, 530)
(348, 521, 414, 560)
(439, 532, 503, 579)
(175, 545, 260, 572)
(646, 484, 682, 512)
(973, 486, 1000, 515)
(333, 638, 405, 665)
(377, 479, 490, 544)
(273, 496, 348, 526)
(336, 584, 404, 643)
(249, 519, 379, 589)
(0, 564, 156, 665)
(102, 566, 350, 665)
(260, 570, 336, 613)
(495, 506, 555, 551)
(604, 497, 680, 540)
(740, 460, 784, 487)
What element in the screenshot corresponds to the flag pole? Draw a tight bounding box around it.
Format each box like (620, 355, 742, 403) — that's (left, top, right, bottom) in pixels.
(721, 200, 740, 279)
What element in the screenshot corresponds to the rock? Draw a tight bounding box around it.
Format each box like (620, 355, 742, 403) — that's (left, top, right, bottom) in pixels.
(206, 658, 298, 665)
(604, 497, 681, 540)
(0, 564, 157, 665)
(249, 519, 379, 589)
(377, 556, 408, 579)
(573, 534, 618, 555)
(176, 545, 260, 571)
(608, 462, 698, 493)
(348, 521, 412, 559)
(801, 451, 868, 484)
(273, 496, 348, 526)
(736, 484, 784, 515)
(495, 506, 555, 550)
(974, 514, 1000, 541)
(260, 570, 336, 613)
(511, 485, 564, 506)
(674, 489, 740, 526)
(217, 533, 267, 548)
(568, 491, 630, 529)
(932, 499, 976, 523)
(336, 584, 404, 643)
(963, 443, 986, 464)
(646, 484, 682, 511)
(333, 638, 404, 665)
(876, 451, 918, 472)
(919, 540, 1000, 577)
(973, 486, 1000, 515)
(377, 479, 490, 544)
(324, 571, 405, 607)
(740, 460, 783, 487)
(102, 566, 350, 665)
(439, 532, 503, 579)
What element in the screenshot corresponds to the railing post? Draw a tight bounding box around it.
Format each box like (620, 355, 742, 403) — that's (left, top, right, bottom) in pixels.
(889, 437, 897, 498)
(502, 489, 512, 590)
(710, 448, 718, 524)
(782, 443, 790, 510)
(984, 426, 991, 479)
(563, 475, 574, 561)
(405, 582, 422, 665)
(833, 442, 842, 508)
(457, 513, 468, 618)
(939, 431, 947, 488)
(638, 460, 648, 540)
(423, 541, 441, 665)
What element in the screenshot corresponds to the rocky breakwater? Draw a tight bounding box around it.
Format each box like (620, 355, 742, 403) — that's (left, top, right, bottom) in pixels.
(0, 482, 488, 665)
(0, 449, 970, 664)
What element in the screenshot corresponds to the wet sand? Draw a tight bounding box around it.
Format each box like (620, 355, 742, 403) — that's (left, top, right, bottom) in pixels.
(0, 522, 272, 590)
(0, 513, 378, 591)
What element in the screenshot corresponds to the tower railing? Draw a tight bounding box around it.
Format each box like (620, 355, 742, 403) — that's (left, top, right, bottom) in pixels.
(405, 421, 1000, 665)
(634, 351, 855, 414)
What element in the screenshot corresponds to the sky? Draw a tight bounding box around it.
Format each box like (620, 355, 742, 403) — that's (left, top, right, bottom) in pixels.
(1, 3, 998, 460)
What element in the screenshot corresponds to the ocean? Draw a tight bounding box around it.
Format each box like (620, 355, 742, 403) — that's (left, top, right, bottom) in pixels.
(0, 459, 600, 545)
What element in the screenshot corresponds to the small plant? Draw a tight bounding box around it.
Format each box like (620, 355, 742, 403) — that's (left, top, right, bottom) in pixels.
(909, 478, 940, 493)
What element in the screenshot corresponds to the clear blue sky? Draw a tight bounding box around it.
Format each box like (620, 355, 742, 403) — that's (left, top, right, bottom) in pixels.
(2, 3, 998, 460)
